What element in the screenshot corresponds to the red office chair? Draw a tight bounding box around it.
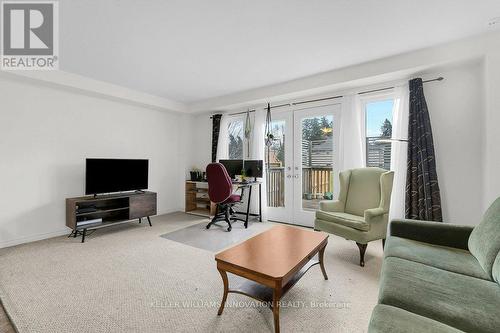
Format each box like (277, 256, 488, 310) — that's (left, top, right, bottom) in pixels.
(206, 163, 246, 232)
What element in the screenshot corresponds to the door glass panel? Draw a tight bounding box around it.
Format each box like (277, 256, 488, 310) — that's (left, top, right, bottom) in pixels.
(265, 120, 286, 207)
(301, 115, 334, 210)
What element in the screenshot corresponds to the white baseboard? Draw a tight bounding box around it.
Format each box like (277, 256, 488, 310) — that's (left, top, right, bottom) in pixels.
(0, 209, 185, 249)
(0, 228, 71, 249)
(159, 207, 184, 215)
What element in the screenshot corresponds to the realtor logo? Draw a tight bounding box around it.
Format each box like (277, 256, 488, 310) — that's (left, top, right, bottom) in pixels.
(1, 1, 58, 70)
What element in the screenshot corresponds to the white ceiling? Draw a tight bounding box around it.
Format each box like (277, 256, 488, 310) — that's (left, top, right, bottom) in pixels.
(60, 0, 500, 104)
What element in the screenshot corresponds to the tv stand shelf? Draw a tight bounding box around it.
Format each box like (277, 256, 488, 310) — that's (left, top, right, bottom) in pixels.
(66, 191, 157, 243)
(75, 206, 129, 217)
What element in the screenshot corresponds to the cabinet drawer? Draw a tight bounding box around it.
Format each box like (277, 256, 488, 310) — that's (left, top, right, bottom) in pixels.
(129, 193, 157, 219)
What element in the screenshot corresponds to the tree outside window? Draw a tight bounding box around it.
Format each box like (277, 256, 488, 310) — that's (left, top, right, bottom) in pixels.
(302, 116, 333, 141)
(228, 120, 244, 159)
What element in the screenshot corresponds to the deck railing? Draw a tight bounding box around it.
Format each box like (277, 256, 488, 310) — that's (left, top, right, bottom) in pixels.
(266, 167, 333, 207)
(266, 168, 285, 207)
(302, 166, 333, 198)
(366, 136, 391, 170)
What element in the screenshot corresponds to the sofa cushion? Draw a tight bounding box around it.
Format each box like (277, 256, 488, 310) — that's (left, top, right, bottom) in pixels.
(315, 210, 370, 231)
(378, 257, 500, 333)
(344, 168, 382, 216)
(369, 304, 465, 333)
(493, 251, 500, 284)
(468, 197, 500, 278)
(384, 236, 490, 280)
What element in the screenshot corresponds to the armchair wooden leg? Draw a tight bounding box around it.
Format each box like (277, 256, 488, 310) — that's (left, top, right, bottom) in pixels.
(356, 242, 367, 267)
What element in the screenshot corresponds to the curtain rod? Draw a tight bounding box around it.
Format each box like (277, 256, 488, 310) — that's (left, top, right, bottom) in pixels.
(210, 76, 444, 118)
(358, 77, 444, 95)
(225, 94, 345, 117)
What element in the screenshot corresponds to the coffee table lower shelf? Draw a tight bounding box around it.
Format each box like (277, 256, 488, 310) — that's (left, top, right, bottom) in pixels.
(229, 259, 321, 303)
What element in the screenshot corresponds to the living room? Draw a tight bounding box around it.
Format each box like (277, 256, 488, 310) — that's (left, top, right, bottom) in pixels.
(1, 1, 499, 332)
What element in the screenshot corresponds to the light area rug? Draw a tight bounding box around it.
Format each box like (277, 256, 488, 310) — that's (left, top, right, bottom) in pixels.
(0, 212, 383, 333)
(160, 219, 270, 252)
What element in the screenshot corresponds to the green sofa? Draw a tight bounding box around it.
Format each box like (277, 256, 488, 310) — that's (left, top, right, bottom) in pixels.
(368, 198, 500, 333)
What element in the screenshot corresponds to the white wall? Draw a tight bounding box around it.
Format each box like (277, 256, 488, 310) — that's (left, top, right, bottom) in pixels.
(425, 62, 484, 224)
(483, 43, 500, 209)
(0, 77, 185, 248)
(188, 114, 213, 171)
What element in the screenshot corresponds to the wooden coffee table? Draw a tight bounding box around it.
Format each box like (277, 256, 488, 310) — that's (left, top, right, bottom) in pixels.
(214, 225, 328, 333)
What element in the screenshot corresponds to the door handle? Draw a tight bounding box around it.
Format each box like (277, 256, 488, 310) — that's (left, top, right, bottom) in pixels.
(294, 174, 299, 179)
(287, 174, 292, 179)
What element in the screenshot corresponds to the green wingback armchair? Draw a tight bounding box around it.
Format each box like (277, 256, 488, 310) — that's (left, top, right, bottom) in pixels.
(314, 167, 394, 267)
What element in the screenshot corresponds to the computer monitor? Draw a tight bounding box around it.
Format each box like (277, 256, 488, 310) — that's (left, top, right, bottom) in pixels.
(244, 160, 263, 178)
(219, 159, 244, 179)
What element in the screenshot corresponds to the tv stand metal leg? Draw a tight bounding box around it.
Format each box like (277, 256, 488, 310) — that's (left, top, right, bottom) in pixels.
(73, 229, 77, 238)
(139, 218, 142, 224)
(147, 216, 152, 227)
(81, 229, 87, 243)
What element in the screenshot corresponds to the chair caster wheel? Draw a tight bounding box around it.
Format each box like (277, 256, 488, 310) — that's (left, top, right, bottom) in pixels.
(206, 225, 210, 229)
(227, 227, 232, 232)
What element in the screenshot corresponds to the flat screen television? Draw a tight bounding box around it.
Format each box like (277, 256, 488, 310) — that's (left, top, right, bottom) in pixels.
(85, 158, 149, 195)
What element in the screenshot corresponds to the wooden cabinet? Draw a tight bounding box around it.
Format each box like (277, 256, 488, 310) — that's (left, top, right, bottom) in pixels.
(185, 181, 216, 217)
(129, 192, 157, 219)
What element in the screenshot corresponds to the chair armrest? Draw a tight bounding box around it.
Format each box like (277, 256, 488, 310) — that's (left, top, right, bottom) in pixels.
(364, 207, 386, 221)
(389, 219, 474, 250)
(319, 200, 344, 212)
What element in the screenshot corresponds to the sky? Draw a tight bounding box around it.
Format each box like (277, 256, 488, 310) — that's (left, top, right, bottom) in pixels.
(366, 99, 394, 137)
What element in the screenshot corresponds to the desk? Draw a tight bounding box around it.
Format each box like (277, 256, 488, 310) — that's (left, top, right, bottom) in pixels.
(232, 180, 262, 225)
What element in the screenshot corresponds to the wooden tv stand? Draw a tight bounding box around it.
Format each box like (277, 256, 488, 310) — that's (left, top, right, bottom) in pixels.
(66, 191, 157, 243)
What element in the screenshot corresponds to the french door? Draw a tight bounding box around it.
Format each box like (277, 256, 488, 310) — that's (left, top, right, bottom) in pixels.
(265, 111, 293, 223)
(266, 103, 341, 227)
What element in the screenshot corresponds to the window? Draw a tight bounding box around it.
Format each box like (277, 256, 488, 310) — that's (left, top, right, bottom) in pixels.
(265, 120, 286, 207)
(228, 118, 244, 159)
(365, 99, 394, 170)
(264, 120, 286, 167)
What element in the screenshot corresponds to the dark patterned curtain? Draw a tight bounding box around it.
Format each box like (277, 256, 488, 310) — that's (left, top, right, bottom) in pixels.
(405, 78, 443, 221)
(211, 114, 222, 163)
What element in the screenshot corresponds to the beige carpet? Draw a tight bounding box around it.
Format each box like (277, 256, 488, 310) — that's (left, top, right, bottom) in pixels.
(0, 213, 383, 332)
